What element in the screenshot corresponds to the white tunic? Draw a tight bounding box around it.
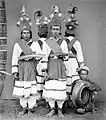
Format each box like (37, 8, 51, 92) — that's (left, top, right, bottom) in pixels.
(34, 38, 46, 91)
(12, 40, 38, 74)
(65, 36, 84, 92)
(42, 37, 68, 100)
(12, 40, 40, 98)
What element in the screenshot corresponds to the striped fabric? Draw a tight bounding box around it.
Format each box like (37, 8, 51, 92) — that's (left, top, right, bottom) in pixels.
(13, 81, 37, 98)
(65, 58, 80, 92)
(43, 79, 67, 100)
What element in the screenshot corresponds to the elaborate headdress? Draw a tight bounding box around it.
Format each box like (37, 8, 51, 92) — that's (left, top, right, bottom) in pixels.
(34, 9, 50, 36)
(17, 5, 32, 32)
(48, 4, 64, 28)
(49, 4, 63, 20)
(65, 4, 79, 36)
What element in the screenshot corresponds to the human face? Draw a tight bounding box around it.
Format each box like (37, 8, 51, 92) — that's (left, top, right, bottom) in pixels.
(22, 29, 31, 42)
(51, 25, 61, 38)
(80, 70, 88, 80)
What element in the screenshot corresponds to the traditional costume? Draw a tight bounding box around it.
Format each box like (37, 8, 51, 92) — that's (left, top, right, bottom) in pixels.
(12, 6, 41, 114)
(64, 6, 84, 97)
(34, 11, 49, 96)
(41, 6, 68, 117)
(42, 37, 68, 101)
(65, 36, 84, 93)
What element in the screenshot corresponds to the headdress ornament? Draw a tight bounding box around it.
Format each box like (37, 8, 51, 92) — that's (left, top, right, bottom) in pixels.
(34, 9, 50, 33)
(48, 4, 64, 28)
(17, 5, 32, 31)
(65, 4, 79, 36)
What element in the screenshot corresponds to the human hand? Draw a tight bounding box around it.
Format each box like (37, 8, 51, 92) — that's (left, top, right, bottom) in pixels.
(13, 72, 19, 80)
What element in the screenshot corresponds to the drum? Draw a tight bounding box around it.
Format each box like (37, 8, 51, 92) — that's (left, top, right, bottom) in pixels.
(71, 80, 90, 108)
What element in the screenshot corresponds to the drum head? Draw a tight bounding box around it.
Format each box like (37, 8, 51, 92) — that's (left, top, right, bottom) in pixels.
(78, 87, 90, 107)
(72, 80, 90, 108)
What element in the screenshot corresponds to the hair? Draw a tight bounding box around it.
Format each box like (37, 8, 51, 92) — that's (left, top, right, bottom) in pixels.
(50, 25, 61, 30)
(64, 31, 76, 37)
(50, 25, 62, 36)
(38, 32, 48, 38)
(20, 29, 32, 39)
(78, 69, 89, 75)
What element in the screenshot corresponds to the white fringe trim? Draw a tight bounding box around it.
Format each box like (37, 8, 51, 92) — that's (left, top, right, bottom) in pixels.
(13, 80, 37, 98)
(43, 89, 66, 100)
(44, 79, 66, 90)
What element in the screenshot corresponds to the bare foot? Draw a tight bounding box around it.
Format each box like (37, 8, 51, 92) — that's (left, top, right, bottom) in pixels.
(27, 110, 34, 117)
(18, 108, 28, 116)
(45, 109, 55, 117)
(76, 108, 86, 114)
(92, 107, 99, 112)
(58, 110, 64, 118)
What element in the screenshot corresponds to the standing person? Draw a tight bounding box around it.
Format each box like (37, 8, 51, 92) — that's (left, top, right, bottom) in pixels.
(12, 6, 41, 116)
(42, 8, 68, 118)
(64, 6, 85, 101)
(34, 10, 49, 99)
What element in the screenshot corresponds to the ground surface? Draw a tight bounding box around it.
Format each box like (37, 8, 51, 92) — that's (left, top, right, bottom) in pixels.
(0, 98, 106, 120)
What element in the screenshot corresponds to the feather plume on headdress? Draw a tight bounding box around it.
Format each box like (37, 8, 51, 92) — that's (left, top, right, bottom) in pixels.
(65, 4, 79, 36)
(48, 5, 64, 29)
(34, 9, 50, 35)
(46, 5, 65, 37)
(17, 5, 32, 31)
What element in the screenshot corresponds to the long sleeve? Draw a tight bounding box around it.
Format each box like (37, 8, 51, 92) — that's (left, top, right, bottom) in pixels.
(60, 40, 68, 53)
(42, 42, 51, 70)
(30, 41, 41, 54)
(74, 41, 84, 65)
(12, 43, 22, 74)
(60, 40, 69, 61)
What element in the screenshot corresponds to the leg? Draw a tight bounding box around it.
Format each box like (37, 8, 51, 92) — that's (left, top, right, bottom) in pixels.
(66, 91, 72, 101)
(57, 100, 64, 118)
(66, 77, 73, 101)
(18, 97, 28, 115)
(27, 95, 39, 116)
(87, 91, 98, 112)
(37, 81, 44, 100)
(37, 90, 43, 100)
(37, 62, 44, 100)
(75, 108, 86, 114)
(45, 100, 55, 117)
(28, 95, 38, 110)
